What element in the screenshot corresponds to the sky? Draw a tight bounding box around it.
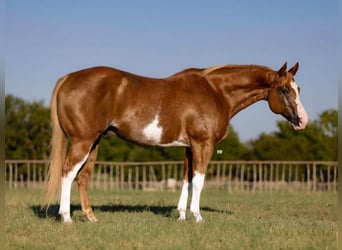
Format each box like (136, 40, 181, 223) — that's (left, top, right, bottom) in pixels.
(5, 0, 338, 141)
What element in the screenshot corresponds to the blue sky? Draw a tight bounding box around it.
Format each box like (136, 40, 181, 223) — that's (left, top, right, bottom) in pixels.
(5, 0, 337, 141)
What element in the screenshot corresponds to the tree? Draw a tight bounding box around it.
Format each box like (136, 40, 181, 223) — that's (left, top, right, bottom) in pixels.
(319, 109, 337, 137)
(5, 95, 51, 159)
(247, 109, 337, 161)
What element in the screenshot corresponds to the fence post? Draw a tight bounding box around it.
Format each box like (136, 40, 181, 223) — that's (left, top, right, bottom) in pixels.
(115, 165, 119, 190)
(288, 164, 292, 190)
(27, 164, 30, 188)
(44, 162, 49, 183)
(14, 163, 18, 188)
(222, 163, 227, 188)
(128, 168, 132, 190)
(96, 165, 101, 189)
(135, 167, 139, 190)
(9, 163, 13, 188)
(216, 164, 221, 189)
(234, 164, 239, 191)
(103, 165, 107, 191)
(264, 164, 268, 191)
(270, 163, 274, 192)
(306, 164, 311, 191)
(120, 164, 125, 190)
(228, 164, 232, 192)
(142, 166, 146, 190)
(333, 165, 337, 192)
(258, 162, 263, 191)
(173, 164, 178, 181)
(33, 163, 36, 188)
(166, 164, 172, 179)
(39, 167, 43, 186)
(281, 163, 286, 192)
(149, 166, 157, 189)
(20, 174, 24, 188)
(240, 164, 244, 191)
(327, 166, 331, 192)
(252, 164, 256, 192)
(162, 163, 166, 183)
(313, 163, 317, 192)
(109, 165, 113, 190)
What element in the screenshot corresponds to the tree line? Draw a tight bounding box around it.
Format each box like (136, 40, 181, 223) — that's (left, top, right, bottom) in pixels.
(5, 95, 337, 161)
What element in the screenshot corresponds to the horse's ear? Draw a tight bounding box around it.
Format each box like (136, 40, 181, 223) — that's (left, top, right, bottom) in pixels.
(278, 62, 287, 77)
(288, 62, 299, 76)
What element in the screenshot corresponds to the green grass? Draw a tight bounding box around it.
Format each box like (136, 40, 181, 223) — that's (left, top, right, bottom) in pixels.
(6, 188, 337, 250)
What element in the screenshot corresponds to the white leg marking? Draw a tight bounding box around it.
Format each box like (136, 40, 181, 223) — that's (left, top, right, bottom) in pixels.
(142, 115, 163, 144)
(190, 171, 205, 223)
(59, 153, 89, 223)
(177, 180, 191, 221)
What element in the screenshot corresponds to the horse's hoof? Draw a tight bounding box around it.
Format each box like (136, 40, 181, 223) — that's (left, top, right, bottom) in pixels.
(62, 219, 73, 224)
(196, 218, 204, 223)
(192, 212, 203, 223)
(177, 216, 186, 222)
(88, 216, 98, 223)
(60, 211, 73, 223)
(83, 209, 98, 222)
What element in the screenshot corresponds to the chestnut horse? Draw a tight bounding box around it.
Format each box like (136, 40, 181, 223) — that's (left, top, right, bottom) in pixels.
(45, 62, 308, 223)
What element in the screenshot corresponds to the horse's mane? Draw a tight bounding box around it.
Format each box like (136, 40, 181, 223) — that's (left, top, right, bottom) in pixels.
(201, 64, 272, 77)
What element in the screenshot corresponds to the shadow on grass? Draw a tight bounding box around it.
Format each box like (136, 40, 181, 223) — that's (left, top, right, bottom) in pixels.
(31, 204, 233, 221)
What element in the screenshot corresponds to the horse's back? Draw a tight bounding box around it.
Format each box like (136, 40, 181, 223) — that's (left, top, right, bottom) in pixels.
(54, 65, 227, 145)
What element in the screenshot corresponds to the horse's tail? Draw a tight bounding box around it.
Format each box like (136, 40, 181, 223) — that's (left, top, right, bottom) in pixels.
(44, 75, 68, 207)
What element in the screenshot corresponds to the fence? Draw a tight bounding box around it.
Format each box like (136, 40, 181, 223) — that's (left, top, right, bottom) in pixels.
(5, 160, 338, 192)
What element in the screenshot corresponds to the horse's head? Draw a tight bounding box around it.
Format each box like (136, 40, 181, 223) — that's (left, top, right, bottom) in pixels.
(268, 62, 308, 130)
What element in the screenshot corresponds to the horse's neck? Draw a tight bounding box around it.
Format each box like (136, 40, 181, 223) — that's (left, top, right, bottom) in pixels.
(204, 68, 275, 117)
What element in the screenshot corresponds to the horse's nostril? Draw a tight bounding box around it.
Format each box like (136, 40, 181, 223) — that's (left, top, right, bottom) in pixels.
(292, 116, 301, 127)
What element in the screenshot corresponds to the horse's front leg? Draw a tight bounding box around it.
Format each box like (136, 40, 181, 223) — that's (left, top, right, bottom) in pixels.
(177, 147, 193, 221)
(190, 171, 205, 222)
(189, 141, 213, 223)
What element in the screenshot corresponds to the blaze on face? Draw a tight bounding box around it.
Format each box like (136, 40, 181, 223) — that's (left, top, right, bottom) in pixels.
(268, 62, 308, 130)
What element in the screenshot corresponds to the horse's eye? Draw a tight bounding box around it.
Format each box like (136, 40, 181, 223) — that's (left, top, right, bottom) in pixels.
(280, 87, 289, 95)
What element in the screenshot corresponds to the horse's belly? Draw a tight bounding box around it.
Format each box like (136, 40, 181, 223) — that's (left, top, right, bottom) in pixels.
(155, 140, 189, 147)
(113, 114, 189, 147)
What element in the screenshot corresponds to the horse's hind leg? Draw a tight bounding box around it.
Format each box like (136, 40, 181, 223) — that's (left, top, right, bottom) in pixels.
(76, 143, 99, 222)
(59, 139, 93, 223)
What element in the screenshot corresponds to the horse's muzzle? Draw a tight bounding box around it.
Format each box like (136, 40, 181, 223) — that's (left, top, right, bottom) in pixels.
(291, 115, 301, 127)
(291, 115, 308, 130)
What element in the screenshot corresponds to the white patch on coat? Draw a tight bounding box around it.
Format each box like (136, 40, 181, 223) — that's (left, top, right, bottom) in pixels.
(142, 115, 163, 143)
(291, 81, 308, 130)
(142, 115, 189, 146)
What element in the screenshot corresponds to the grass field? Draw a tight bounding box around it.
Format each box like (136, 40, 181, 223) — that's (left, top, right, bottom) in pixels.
(5, 188, 337, 250)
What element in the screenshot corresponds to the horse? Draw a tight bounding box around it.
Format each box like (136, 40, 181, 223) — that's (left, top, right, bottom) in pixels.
(45, 62, 308, 223)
